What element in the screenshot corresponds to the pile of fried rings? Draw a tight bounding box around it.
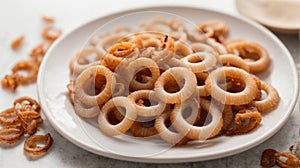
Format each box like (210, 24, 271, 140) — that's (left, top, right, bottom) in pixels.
(68, 18, 279, 145)
(0, 97, 53, 157)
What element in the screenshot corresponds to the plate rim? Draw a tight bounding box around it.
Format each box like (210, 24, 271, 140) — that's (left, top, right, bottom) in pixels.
(37, 4, 299, 163)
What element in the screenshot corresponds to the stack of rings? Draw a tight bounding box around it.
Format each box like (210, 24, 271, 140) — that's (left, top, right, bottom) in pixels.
(68, 17, 280, 146)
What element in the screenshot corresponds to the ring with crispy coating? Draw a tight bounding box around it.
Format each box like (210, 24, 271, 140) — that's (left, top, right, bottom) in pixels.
(12, 60, 39, 85)
(74, 65, 116, 106)
(125, 57, 160, 91)
(274, 152, 300, 168)
(174, 41, 193, 58)
(226, 41, 270, 73)
(42, 26, 62, 41)
(1, 74, 20, 92)
(69, 47, 103, 75)
(101, 42, 139, 71)
(198, 20, 229, 42)
(205, 67, 258, 105)
(130, 121, 157, 137)
(250, 81, 279, 113)
(171, 98, 223, 140)
(0, 107, 20, 126)
(219, 54, 250, 72)
(128, 90, 166, 117)
(154, 67, 197, 104)
(226, 107, 262, 136)
(0, 127, 24, 146)
(181, 52, 217, 73)
(24, 133, 53, 157)
(74, 98, 100, 118)
(98, 97, 137, 136)
(14, 96, 41, 113)
(154, 111, 189, 145)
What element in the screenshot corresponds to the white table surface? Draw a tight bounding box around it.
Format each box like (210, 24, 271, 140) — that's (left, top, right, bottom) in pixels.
(0, 0, 299, 167)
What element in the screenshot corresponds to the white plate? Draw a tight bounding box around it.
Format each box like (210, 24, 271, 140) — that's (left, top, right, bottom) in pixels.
(37, 5, 298, 163)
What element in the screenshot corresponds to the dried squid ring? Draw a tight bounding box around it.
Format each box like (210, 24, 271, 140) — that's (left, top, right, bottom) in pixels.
(12, 60, 39, 85)
(154, 111, 189, 145)
(128, 90, 166, 117)
(226, 107, 262, 136)
(0, 127, 24, 145)
(69, 47, 103, 75)
(191, 43, 218, 56)
(98, 96, 137, 136)
(219, 54, 250, 72)
(127, 57, 160, 91)
(74, 65, 116, 106)
(171, 98, 223, 140)
(154, 67, 197, 104)
(226, 41, 270, 73)
(130, 121, 157, 137)
(181, 52, 217, 73)
(205, 67, 258, 105)
(0, 107, 20, 126)
(250, 81, 279, 113)
(101, 42, 139, 71)
(24, 133, 53, 157)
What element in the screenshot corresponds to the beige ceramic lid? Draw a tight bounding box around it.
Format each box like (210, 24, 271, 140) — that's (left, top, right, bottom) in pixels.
(236, 0, 300, 33)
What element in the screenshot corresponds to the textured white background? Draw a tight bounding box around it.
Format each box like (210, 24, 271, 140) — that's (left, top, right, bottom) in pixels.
(0, 0, 299, 167)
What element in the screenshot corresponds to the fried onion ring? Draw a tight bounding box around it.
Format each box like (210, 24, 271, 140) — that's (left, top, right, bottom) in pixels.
(74, 65, 116, 106)
(24, 133, 53, 157)
(98, 97, 137, 136)
(12, 60, 39, 85)
(250, 81, 279, 113)
(0, 107, 20, 126)
(226, 41, 270, 73)
(128, 90, 166, 117)
(205, 67, 258, 105)
(226, 107, 262, 136)
(274, 152, 300, 168)
(154, 67, 197, 104)
(130, 121, 157, 137)
(219, 54, 250, 72)
(0, 127, 24, 145)
(171, 98, 223, 140)
(154, 111, 189, 145)
(181, 52, 217, 73)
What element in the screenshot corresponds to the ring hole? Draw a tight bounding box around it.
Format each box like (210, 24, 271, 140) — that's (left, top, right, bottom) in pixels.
(135, 68, 152, 84)
(141, 120, 155, 128)
(217, 78, 245, 93)
(163, 75, 184, 93)
(187, 54, 204, 63)
(107, 107, 126, 125)
(195, 73, 208, 87)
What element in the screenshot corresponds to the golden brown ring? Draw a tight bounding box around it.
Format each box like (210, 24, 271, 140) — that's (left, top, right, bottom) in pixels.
(181, 52, 217, 73)
(226, 41, 270, 73)
(24, 133, 53, 157)
(219, 54, 250, 72)
(250, 81, 279, 113)
(12, 60, 39, 85)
